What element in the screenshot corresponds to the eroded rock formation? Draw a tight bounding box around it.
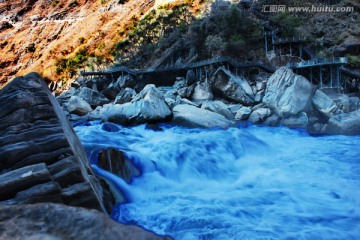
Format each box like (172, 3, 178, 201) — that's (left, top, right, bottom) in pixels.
(0, 73, 110, 212)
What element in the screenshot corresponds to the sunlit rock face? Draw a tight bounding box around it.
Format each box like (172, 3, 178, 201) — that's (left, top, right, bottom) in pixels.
(263, 67, 312, 118)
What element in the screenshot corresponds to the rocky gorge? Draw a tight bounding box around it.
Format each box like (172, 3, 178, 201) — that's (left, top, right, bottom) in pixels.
(1, 0, 360, 238)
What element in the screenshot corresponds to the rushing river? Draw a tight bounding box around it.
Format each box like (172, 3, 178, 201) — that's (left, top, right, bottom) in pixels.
(75, 121, 360, 240)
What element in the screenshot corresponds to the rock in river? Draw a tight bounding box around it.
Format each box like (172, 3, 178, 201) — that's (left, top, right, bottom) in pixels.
(172, 104, 236, 128)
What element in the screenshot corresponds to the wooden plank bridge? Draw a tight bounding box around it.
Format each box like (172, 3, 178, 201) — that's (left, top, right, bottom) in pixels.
(80, 56, 276, 85)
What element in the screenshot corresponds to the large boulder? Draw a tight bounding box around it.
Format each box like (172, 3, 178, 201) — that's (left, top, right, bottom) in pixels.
(248, 107, 272, 124)
(177, 84, 195, 99)
(191, 81, 213, 103)
(66, 96, 92, 116)
(56, 88, 77, 106)
(332, 94, 360, 113)
(97, 148, 140, 183)
(212, 67, 254, 105)
(114, 88, 136, 105)
(324, 109, 360, 135)
(235, 106, 252, 121)
(201, 100, 234, 119)
(173, 80, 195, 99)
(102, 81, 120, 100)
(78, 87, 110, 107)
(312, 89, 338, 118)
(116, 74, 137, 89)
(0, 203, 170, 240)
(281, 112, 309, 129)
(172, 104, 236, 128)
(90, 85, 172, 125)
(263, 67, 312, 118)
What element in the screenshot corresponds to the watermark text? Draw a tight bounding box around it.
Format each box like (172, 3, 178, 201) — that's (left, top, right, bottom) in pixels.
(261, 5, 354, 13)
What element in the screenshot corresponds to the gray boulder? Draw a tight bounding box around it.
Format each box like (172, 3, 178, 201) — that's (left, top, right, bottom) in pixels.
(191, 81, 214, 103)
(102, 81, 120, 100)
(0, 203, 170, 240)
(255, 90, 265, 103)
(235, 106, 252, 121)
(331, 95, 360, 113)
(114, 88, 136, 104)
(78, 87, 110, 107)
(66, 96, 92, 116)
(90, 85, 172, 125)
(263, 67, 312, 118)
(256, 81, 266, 92)
(281, 112, 309, 129)
(325, 109, 360, 135)
(263, 113, 281, 126)
(201, 100, 234, 119)
(173, 104, 236, 128)
(212, 67, 254, 105)
(228, 104, 243, 115)
(177, 84, 195, 98)
(248, 107, 272, 124)
(312, 89, 338, 118)
(56, 88, 77, 106)
(349, 96, 360, 112)
(179, 97, 199, 107)
(116, 74, 137, 89)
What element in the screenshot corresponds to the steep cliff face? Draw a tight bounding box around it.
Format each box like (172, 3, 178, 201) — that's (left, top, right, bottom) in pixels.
(0, 0, 184, 86)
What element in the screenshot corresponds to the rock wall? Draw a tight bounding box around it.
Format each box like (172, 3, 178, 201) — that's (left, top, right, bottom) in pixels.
(0, 203, 171, 240)
(0, 73, 111, 212)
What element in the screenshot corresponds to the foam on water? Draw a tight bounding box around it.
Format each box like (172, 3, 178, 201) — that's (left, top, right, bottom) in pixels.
(75, 122, 360, 240)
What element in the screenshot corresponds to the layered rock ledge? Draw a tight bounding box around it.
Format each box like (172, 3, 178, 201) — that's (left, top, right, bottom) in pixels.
(0, 73, 110, 211)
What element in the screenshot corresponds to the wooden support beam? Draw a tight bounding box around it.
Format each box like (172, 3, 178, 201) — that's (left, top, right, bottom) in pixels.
(330, 65, 333, 87)
(320, 66, 323, 87)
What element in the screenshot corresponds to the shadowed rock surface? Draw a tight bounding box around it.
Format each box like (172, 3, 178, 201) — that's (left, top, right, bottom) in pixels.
(98, 148, 140, 183)
(0, 73, 111, 212)
(0, 203, 172, 240)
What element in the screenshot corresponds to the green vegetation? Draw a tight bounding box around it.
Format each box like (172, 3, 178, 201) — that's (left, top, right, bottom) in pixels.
(348, 55, 360, 68)
(97, 43, 105, 50)
(0, 40, 8, 48)
(55, 49, 88, 78)
(114, 2, 263, 66)
(51, 0, 59, 7)
(271, 12, 300, 37)
(78, 37, 85, 44)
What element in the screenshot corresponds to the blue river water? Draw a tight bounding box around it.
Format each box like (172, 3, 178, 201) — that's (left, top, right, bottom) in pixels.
(74, 121, 360, 240)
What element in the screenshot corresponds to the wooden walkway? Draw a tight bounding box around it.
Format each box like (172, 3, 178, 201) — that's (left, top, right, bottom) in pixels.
(81, 56, 276, 78)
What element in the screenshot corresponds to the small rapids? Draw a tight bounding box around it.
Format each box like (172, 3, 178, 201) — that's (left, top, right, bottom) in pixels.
(75, 122, 360, 240)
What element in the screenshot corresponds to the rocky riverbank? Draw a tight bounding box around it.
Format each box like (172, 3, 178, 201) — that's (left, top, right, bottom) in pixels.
(59, 66, 360, 135)
(0, 73, 171, 239)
